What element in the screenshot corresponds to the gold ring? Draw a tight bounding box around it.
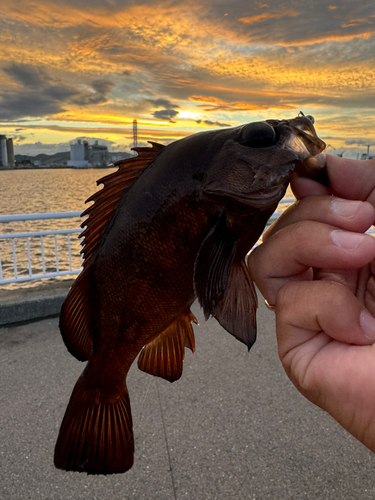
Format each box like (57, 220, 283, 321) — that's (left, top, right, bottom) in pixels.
(264, 299, 276, 312)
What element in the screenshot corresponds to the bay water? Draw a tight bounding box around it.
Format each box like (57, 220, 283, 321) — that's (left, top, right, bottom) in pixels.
(0, 168, 115, 290)
(0, 167, 294, 291)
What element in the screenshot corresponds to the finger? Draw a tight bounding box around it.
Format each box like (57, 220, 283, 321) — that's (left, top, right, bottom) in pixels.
(249, 221, 375, 305)
(276, 281, 375, 365)
(276, 280, 375, 451)
(291, 175, 330, 200)
(263, 196, 375, 243)
(326, 155, 375, 205)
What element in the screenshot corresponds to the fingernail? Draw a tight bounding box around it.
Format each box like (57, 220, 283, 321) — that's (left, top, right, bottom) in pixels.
(360, 310, 375, 340)
(331, 230, 366, 251)
(330, 199, 362, 218)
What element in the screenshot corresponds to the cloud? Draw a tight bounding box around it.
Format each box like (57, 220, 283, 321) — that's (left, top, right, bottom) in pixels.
(3, 63, 49, 87)
(0, 93, 66, 120)
(0, 0, 375, 156)
(345, 138, 375, 146)
(238, 10, 299, 25)
(153, 109, 179, 122)
(147, 98, 180, 110)
(195, 120, 230, 127)
(91, 79, 114, 95)
(0, 63, 115, 120)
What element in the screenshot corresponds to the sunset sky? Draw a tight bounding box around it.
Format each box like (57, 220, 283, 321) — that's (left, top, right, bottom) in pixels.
(0, 0, 374, 157)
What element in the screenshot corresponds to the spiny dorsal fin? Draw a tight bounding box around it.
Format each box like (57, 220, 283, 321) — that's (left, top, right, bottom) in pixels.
(59, 142, 164, 362)
(80, 142, 165, 266)
(137, 311, 197, 382)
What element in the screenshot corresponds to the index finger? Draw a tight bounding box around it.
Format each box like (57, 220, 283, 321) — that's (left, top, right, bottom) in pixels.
(327, 156, 375, 205)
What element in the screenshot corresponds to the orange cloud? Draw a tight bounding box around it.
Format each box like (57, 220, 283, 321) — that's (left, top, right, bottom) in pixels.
(238, 10, 299, 24)
(189, 94, 294, 111)
(342, 18, 372, 28)
(277, 30, 374, 46)
(328, 6, 337, 10)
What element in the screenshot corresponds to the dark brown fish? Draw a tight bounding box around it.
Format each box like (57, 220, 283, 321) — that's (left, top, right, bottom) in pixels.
(54, 114, 326, 474)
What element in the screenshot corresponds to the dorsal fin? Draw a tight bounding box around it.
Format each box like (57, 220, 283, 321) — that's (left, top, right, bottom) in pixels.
(80, 142, 165, 266)
(59, 142, 164, 362)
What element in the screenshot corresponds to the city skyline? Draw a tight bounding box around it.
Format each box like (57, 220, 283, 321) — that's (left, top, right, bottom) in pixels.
(0, 0, 374, 158)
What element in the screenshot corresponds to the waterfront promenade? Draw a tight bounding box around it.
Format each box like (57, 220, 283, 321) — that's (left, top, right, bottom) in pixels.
(1, 286, 375, 499)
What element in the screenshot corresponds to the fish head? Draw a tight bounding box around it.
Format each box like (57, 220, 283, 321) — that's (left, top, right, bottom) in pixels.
(202, 113, 326, 210)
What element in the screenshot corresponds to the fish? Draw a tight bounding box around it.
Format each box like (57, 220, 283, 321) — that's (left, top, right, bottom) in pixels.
(54, 113, 326, 475)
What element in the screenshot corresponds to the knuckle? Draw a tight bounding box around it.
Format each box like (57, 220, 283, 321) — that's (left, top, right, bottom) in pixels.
(276, 281, 301, 313)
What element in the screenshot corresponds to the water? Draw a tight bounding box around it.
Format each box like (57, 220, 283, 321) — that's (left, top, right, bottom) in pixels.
(0, 168, 115, 290)
(0, 167, 295, 292)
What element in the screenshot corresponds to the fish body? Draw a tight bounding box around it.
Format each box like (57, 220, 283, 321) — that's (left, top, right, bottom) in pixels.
(54, 114, 326, 474)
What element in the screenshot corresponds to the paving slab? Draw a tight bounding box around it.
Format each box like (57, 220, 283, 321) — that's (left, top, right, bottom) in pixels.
(0, 300, 374, 500)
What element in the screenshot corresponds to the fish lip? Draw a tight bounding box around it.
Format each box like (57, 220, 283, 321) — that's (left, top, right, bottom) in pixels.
(205, 184, 286, 209)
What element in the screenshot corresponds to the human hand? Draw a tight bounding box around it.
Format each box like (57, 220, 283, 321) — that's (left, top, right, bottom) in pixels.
(248, 155, 375, 452)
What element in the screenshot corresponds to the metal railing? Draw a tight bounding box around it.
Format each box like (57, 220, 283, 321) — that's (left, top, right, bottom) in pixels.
(10, 197, 373, 285)
(0, 212, 83, 284)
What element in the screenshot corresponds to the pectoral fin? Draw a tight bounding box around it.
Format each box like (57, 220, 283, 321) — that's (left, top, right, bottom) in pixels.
(213, 259, 258, 350)
(194, 217, 258, 350)
(137, 311, 197, 382)
(193, 216, 237, 320)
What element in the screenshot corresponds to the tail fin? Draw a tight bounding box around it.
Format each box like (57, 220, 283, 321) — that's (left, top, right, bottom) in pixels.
(54, 376, 134, 475)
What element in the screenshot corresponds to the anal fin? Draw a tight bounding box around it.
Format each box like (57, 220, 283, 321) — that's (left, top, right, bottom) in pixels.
(137, 311, 197, 382)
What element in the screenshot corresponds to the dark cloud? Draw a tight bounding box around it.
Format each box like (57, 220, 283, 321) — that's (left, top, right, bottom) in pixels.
(147, 98, 180, 109)
(345, 138, 375, 146)
(209, 0, 375, 45)
(153, 109, 179, 122)
(91, 79, 114, 95)
(13, 134, 27, 142)
(0, 63, 114, 120)
(3, 63, 49, 87)
(196, 119, 230, 127)
(0, 93, 65, 120)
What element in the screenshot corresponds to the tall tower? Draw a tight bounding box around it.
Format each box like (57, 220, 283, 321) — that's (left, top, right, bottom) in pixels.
(133, 119, 138, 153)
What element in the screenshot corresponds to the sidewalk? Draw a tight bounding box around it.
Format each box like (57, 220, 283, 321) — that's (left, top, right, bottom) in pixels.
(1, 298, 375, 499)
(0, 279, 74, 326)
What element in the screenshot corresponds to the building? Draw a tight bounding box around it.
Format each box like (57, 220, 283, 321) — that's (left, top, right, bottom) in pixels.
(6, 138, 15, 168)
(67, 139, 90, 168)
(88, 141, 109, 167)
(67, 139, 109, 167)
(0, 136, 16, 169)
(0, 135, 8, 169)
(0, 135, 15, 169)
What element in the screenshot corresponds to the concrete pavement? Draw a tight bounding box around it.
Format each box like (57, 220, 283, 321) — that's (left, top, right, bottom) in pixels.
(1, 298, 375, 499)
(0, 280, 74, 326)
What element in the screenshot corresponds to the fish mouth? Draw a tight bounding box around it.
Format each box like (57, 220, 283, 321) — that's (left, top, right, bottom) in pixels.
(295, 151, 328, 185)
(280, 115, 327, 184)
(205, 184, 287, 209)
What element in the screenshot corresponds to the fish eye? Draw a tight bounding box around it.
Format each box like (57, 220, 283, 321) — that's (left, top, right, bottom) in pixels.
(240, 122, 276, 148)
